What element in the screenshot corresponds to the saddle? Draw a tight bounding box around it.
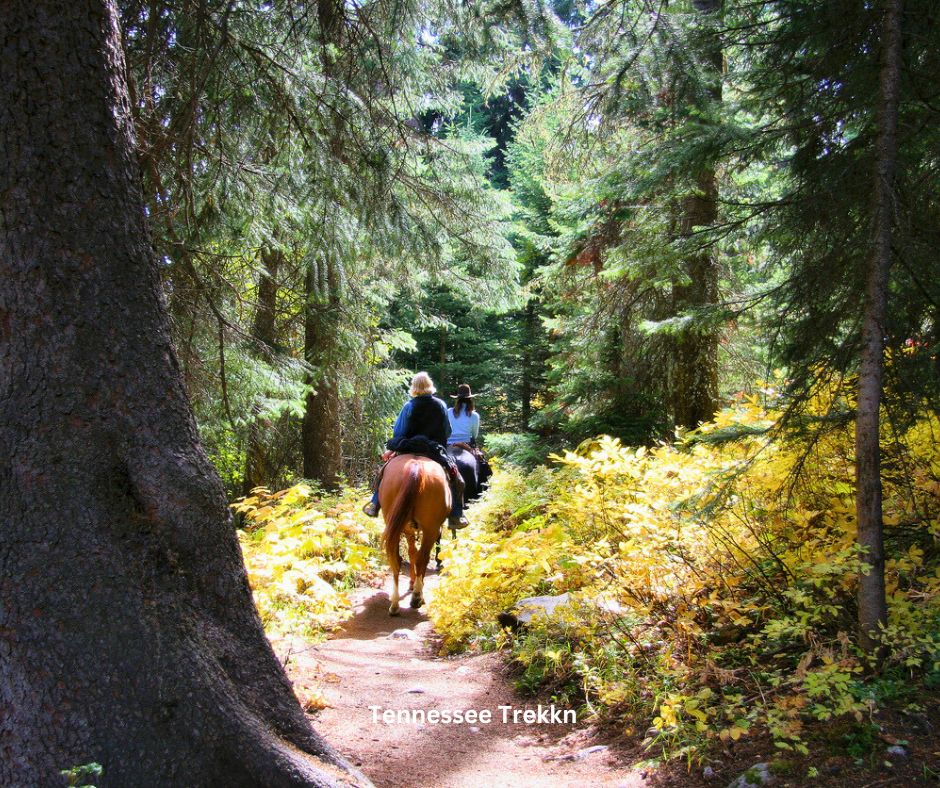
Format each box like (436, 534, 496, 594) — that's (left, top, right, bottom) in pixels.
(386, 436, 456, 473)
(379, 436, 465, 497)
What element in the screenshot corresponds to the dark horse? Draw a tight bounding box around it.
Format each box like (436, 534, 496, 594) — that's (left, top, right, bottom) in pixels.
(446, 445, 490, 528)
(378, 454, 450, 615)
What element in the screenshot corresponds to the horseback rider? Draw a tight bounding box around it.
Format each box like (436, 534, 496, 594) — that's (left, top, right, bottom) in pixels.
(446, 383, 491, 506)
(447, 383, 480, 448)
(362, 372, 469, 529)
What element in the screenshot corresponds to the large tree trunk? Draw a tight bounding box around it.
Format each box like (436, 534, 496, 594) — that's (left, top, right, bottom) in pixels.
(0, 2, 366, 784)
(302, 259, 343, 488)
(856, 0, 903, 657)
(672, 0, 722, 431)
(244, 247, 282, 494)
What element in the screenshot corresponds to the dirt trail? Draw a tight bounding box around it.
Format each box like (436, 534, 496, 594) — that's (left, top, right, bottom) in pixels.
(272, 571, 648, 788)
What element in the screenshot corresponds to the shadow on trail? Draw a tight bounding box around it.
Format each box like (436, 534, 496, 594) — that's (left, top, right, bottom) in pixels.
(335, 564, 439, 641)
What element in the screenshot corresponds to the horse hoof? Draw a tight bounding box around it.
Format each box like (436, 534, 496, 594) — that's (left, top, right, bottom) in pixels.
(409, 595, 423, 609)
(436, 561, 444, 570)
(389, 605, 400, 616)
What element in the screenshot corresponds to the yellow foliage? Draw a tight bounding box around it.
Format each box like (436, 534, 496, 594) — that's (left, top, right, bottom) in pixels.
(429, 396, 940, 759)
(234, 484, 383, 639)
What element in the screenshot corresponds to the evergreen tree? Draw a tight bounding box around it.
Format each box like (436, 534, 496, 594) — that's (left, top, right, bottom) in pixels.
(724, 0, 940, 653)
(0, 1, 362, 781)
(121, 0, 520, 491)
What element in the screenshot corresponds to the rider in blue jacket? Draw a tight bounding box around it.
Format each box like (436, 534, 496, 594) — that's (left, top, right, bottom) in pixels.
(363, 372, 468, 528)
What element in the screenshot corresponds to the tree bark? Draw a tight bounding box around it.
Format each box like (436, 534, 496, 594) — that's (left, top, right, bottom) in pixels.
(672, 0, 722, 431)
(244, 247, 282, 495)
(672, 178, 719, 430)
(302, 258, 343, 488)
(302, 0, 346, 489)
(520, 302, 535, 430)
(253, 248, 282, 350)
(856, 0, 903, 657)
(0, 2, 366, 784)
(438, 327, 448, 396)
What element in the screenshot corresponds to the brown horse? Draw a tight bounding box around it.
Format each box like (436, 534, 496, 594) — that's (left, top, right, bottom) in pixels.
(379, 454, 450, 615)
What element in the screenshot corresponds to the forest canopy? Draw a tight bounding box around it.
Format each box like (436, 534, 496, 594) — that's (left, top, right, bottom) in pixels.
(120, 0, 937, 494)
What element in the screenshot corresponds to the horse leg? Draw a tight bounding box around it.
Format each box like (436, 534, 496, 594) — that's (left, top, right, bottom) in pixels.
(410, 528, 436, 609)
(388, 537, 401, 616)
(406, 529, 417, 593)
(435, 532, 442, 569)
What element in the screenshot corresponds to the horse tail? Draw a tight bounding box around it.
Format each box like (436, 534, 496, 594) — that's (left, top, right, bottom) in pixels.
(382, 461, 422, 566)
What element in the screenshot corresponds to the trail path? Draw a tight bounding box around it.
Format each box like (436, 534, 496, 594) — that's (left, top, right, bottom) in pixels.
(272, 571, 649, 788)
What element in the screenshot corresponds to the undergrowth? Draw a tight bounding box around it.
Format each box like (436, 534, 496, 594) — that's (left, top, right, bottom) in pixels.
(233, 484, 384, 640)
(429, 391, 940, 762)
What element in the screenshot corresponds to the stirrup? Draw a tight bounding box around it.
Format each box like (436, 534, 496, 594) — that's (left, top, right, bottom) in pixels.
(362, 501, 379, 518)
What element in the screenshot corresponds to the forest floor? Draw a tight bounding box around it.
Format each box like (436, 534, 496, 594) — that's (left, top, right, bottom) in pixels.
(270, 569, 940, 788)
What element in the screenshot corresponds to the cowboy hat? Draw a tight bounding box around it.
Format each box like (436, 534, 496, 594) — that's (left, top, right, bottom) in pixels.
(450, 383, 476, 398)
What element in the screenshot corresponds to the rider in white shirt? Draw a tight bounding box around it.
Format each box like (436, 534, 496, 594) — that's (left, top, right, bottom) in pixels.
(447, 383, 480, 446)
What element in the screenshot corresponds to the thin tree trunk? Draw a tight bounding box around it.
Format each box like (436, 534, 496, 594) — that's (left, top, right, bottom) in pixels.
(438, 327, 448, 395)
(612, 306, 633, 404)
(672, 189, 719, 430)
(932, 304, 940, 415)
(254, 248, 282, 348)
(244, 247, 282, 494)
(672, 0, 722, 432)
(0, 2, 364, 784)
(302, 0, 346, 489)
(521, 302, 535, 430)
(302, 258, 343, 488)
(856, 0, 903, 657)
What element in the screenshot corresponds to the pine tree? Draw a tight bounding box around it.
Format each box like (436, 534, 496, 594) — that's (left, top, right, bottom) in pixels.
(0, 2, 363, 781)
(120, 0, 522, 490)
(724, 0, 940, 653)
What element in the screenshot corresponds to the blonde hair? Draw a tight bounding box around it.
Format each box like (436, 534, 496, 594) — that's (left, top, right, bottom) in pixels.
(410, 371, 436, 397)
